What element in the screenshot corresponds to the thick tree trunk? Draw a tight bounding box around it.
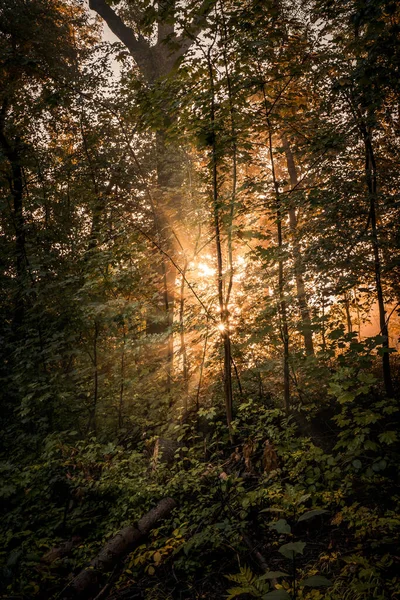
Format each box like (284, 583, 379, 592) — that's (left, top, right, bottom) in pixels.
(62, 498, 176, 599)
(89, 0, 213, 400)
(155, 131, 185, 389)
(282, 137, 314, 356)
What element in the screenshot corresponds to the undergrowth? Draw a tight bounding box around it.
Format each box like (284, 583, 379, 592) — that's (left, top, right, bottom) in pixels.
(1, 381, 399, 599)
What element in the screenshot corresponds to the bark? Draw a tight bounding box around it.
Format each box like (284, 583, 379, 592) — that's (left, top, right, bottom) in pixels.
(62, 498, 176, 599)
(89, 0, 155, 79)
(118, 324, 126, 430)
(263, 111, 290, 413)
(88, 0, 213, 81)
(282, 137, 314, 356)
(154, 130, 184, 389)
(0, 99, 27, 320)
(87, 321, 99, 435)
(88, 0, 215, 396)
(9, 154, 26, 330)
(362, 127, 394, 397)
(207, 50, 234, 435)
(179, 261, 189, 411)
(41, 538, 81, 565)
(343, 292, 353, 334)
(342, 90, 394, 396)
(0, 120, 27, 330)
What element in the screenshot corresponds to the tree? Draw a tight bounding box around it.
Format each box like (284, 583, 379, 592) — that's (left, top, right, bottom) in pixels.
(88, 0, 217, 391)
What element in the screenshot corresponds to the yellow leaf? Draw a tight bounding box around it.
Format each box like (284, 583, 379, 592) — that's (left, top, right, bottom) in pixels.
(331, 512, 343, 525)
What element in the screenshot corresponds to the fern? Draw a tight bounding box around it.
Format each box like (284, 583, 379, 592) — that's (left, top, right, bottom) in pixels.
(226, 566, 270, 598)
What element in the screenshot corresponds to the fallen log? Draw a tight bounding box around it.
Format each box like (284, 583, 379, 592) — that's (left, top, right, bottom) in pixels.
(62, 497, 176, 599)
(41, 536, 82, 565)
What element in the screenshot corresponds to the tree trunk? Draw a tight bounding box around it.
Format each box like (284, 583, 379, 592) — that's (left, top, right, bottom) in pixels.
(343, 292, 353, 334)
(10, 155, 26, 331)
(363, 127, 394, 397)
(207, 51, 234, 435)
(265, 115, 290, 413)
(87, 320, 99, 435)
(179, 261, 189, 412)
(62, 498, 176, 599)
(282, 137, 314, 356)
(118, 324, 126, 430)
(88, 0, 213, 400)
(0, 110, 27, 331)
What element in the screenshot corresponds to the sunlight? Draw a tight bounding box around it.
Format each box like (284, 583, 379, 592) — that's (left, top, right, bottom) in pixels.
(197, 261, 216, 278)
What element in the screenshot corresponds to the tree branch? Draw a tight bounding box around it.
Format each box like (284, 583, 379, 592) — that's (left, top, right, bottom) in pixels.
(174, 0, 216, 59)
(89, 0, 215, 77)
(89, 0, 151, 71)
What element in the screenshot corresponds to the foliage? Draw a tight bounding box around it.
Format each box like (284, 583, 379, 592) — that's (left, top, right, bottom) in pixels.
(0, 0, 399, 598)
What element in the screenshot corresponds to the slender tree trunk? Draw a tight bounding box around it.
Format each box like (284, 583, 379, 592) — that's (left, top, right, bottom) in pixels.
(88, 320, 99, 435)
(354, 289, 362, 341)
(343, 292, 353, 334)
(196, 315, 210, 415)
(263, 107, 290, 412)
(282, 137, 314, 356)
(207, 51, 234, 435)
(0, 107, 27, 331)
(179, 261, 189, 413)
(321, 291, 327, 353)
(363, 127, 394, 397)
(163, 260, 175, 396)
(343, 91, 395, 396)
(118, 324, 126, 430)
(10, 156, 26, 331)
(276, 204, 290, 414)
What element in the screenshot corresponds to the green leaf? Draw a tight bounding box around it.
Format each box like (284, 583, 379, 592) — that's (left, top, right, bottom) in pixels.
(300, 575, 332, 587)
(338, 391, 356, 404)
(297, 493, 311, 505)
(349, 342, 364, 352)
(278, 541, 306, 559)
(358, 372, 376, 384)
(372, 459, 387, 472)
(352, 459, 362, 470)
(328, 382, 343, 396)
(378, 431, 397, 445)
(259, 571, 289, 580)
(329, 328, 344, 340)
(226, 586, 255, 599)
(269, 519, 291, 534)
(297, 509, 329, 523)
(263, 591, 291, 599)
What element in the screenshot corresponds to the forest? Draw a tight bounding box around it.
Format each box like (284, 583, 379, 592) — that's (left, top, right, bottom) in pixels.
(0, 0, 399, 598)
